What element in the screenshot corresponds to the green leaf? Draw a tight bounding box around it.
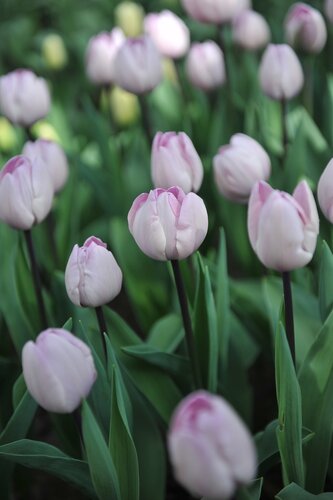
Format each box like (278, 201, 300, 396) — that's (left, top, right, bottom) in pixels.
(216, 228, 230, 378)
(0, 439, 96, 498)
(298, 309, 333, 493)
(82, 400, 120, 500)
(147, 313, 183, 353)
(236, 478, 263, 500)
(319, 241, 333, 322)
(106, 338, 139, 500)
(0, 391, 37, 446)
(275, 323, 304, 486)
(276, 483, 333, 499)
(12, 373, 27, 410)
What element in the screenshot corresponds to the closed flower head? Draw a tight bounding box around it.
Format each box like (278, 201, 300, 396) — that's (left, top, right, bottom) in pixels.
(128, 187, 208, 261)
(85, 28, 125, 85)
(186, 41, 226, 91)
(317, 158, 333, 223)
(285, 3, 327, 53)
(248, 180, 319, 271)
(168, 391, 257, 499)
(181, 0, 251, 24)
(0, 69, 50, 127)
(213, 133, 271, 203)
(233, 10, 271, 51)
(22, 328, 97, 413)
(0, 155, 54, 230)
(152, 131, 203, 193)
(65, 236, 122, 308)
(144, 10, 190, 59)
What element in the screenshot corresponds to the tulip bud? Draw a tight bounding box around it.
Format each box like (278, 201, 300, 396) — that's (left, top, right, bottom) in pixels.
(30, 121, 61, 142)
(213, 134, 271, 203)
(259, 44, 304, 101)
(162, 58, 178, 85)
(42, 33, 68, 70)
(110, 86, 140, 126)
(0, 117, 17, 152)
(317, 159, 333, 222)
(181, 0, 251, 24)
(0, 69, 50, 127)
(114, 36, 162, 94)
(325, 0, 333, 23)
(85, 28, 125, 85)
(22, 328, 97, 413)
(168, 391, 256, 499)
(285, 3, 327, 54)
(186, 41, 226, 91)
(128, 187, 208, 261)
(152, 132, 203, 193)
(233, 10, 270, 51)
(248, 180, 319, 271)
(0, 155, 54, 230)
(115, 1, 145, 37)
(22, 139, 68, 193)
(144, 10, 190, 59)
(65, 236, 122, 308)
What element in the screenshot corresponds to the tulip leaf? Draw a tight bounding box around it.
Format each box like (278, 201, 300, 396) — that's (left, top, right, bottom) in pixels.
(12, 373, 27, 410)
(276, 483, 333, 499)
(82, 399, 121, 500)
(236, 477, 263, 500)
(275, 322, 304, 487)
(106, 338, 139, 500)
(216, 228, 230, 378)
(193, 254, 219, 392)
(0, 390, 37, 446)
(0, 439, 96, 498)
(319, 241, 333, 322)
(147, 313, 183, 353)
(298, 309, 333, 493)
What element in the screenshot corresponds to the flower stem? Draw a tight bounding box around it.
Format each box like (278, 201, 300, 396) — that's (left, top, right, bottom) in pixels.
(95, 306, 107, 359)
(138, 94, 153, 146)
(281, 98, 288, 168)
(282, 271, 295, 365)
(24, 229, 48, 329)
(171, 260, 202, 389)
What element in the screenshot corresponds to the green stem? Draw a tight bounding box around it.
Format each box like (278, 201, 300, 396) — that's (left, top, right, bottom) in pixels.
(282, 271, 295, 365)
(95, 306, 107, 359)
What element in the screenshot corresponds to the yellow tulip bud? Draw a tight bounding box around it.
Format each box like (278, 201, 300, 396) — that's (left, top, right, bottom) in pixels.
(162, 58, 178, 85)
(115, 2, 145, 37)
(31, 121, 61, 142)
(42, 34, 68, 71)
(110, 86, 139, 126)
(0, 117, 17, 151)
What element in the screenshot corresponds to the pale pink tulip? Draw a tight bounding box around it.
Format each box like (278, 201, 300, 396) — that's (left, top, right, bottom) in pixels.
(85, 28, 125, 84)
(144, 10, 190, 59)
(186, 41, 226, 91)
(233, 10, 270, 51)
(181, 0, 251, 24)
(285, 3, 327, 53)
(325, 0, 333, 23)
(317, 159, 333, 222)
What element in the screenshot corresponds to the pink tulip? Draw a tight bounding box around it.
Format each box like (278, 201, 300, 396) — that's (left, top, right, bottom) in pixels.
(22, 328, 97, 413)
(186, 41, 226, 91)
(114, 35, 162, 94)
(0, 155, 54, 230)
(85, 28, 125, 84)
(317, 159, 333, 222)
(0, 69, 50, 126)
(248, 180, 319, 271)
(325, 0, 333, 23)
(144, 10, 190, 59)
(233, 10, 270, 51)
(151, 132, 203, 193)
(128, 187, 208, 261)
(22, 139, 69, 192)
(65, 236, 122, 307)
(285, 3, 327, 54)
(213, 134, 271, 203)
(168, 391, 256, 499)
(181, 0, 251, 24)
(259, 44, 304, 101)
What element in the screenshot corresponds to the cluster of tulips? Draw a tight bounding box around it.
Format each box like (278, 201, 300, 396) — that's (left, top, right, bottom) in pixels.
(2, 0, 333, 499)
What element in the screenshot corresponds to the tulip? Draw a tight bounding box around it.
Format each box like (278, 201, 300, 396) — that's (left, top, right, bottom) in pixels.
(317, 159, 333, 223)
(213, 134, 271, 203)
(22, 328, 97, 413)
(0, 69, 50, 127)
(181, 0, 251, 24)
(285, 3, 327, 54)
(151, 132, 203, 193)
(248, 180, 319, 271)
(114, 35, 162, 94)
(65, 236, 122, 308)
(232, 10, 270, 51)
(144, 10, 190, 59)
(85, 28, 125, 85)
(259, 44, 304, 101)
(325, 0, 333, 23)
(42, 33, 68, 70)
(115, 1, 145, 37)
(0, 117, 16, 152)
(110, 86, 140, 126)
(186, 41, 226, 91)
(0, 155, 54, 230)
(168, 391, 256, 499)
(128, 187, 208, 261)
(22, 139, 69, 192)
